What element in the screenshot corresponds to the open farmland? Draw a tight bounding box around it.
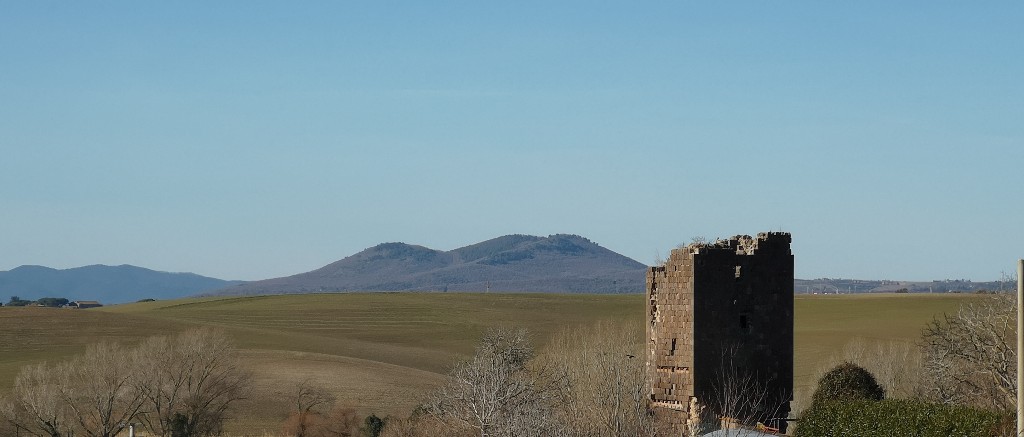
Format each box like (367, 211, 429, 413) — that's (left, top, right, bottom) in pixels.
(790, 293, 987, 412)
(1, 292, 982, 435)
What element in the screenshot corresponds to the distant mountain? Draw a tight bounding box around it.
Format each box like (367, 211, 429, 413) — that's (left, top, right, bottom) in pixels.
(210, 234, 647, 296)
(7, 239, 995, 305)
(0, 265, 241, 304)
(794, 277, 1013, 294)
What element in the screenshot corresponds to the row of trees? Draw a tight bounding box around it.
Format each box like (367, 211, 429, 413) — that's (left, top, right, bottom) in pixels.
(5, 296, 71, 307)
(1, 328, 249, 437)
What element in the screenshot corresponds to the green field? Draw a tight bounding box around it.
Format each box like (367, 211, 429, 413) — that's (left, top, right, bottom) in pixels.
(0, 292, 980, 435)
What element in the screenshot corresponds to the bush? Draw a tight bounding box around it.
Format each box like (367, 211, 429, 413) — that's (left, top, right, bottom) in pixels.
(36, 297, 69, 307)
(811, 362, 884, 406)
(362, 414, 385, 437)
(6, 296, 32, 306)
(796, 398, 1009, 437)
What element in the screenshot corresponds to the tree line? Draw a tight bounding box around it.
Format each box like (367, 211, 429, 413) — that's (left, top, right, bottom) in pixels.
(4, 296, 70, 307)
(1, 328, 248, 437)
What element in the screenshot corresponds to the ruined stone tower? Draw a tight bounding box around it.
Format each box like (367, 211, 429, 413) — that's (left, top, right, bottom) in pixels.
(646, 232, 793, 433)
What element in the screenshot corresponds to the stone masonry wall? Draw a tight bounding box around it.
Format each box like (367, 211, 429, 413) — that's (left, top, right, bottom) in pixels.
(646, 232, 793, 433)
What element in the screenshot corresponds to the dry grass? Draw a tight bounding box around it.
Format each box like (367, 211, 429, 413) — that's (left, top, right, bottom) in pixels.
(3, 293, 641, 435)
(0, 291, 979, 434)
(234, 349, 445, 434)
(104, 292, 645, 372)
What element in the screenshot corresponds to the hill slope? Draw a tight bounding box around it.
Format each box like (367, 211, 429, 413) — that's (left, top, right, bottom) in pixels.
(0, 265, 240, 304)
(213, 234, 647, 295)
(0, 292, 980, 435)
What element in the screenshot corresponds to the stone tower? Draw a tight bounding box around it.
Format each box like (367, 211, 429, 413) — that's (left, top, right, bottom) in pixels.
(646, 232, 793, 433)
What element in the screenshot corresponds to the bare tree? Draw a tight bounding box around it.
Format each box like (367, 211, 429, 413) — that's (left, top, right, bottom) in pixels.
(4, 329, 249, 437)
(282, 379, 338, 437)
(130, 334, 177, 435)
(58, 342, 145, 437)
(920, 293, 1016, 411)
(2, 362, 76, 437)
(294, 379, 337, 417)
(0, 408, 21, 437)
(418, 323, 657, 437)
(536, 320, 654, 437)
(706, 346, 789, 436)
(132, 328, 251, 437)
(427, 327, 555, 437)
(2, 344, 144, 437)
(317, 406, 363, 437)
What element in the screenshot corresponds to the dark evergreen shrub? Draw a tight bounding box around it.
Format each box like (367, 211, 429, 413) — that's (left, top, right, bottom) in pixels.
(362, 414, 386, 437)
(811, 362, 884, 406)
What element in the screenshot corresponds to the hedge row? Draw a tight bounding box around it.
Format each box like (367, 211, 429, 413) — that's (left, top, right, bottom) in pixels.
(796, 398, 1010, 437)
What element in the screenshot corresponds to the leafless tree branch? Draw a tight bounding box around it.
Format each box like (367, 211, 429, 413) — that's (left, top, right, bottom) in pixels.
(920, 294, 1016, 411)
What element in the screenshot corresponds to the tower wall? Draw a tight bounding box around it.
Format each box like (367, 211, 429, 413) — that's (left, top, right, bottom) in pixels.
(646, 232, 794, 433)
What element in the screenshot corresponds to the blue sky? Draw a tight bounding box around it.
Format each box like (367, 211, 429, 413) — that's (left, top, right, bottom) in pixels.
(1, 2, 1021, 281)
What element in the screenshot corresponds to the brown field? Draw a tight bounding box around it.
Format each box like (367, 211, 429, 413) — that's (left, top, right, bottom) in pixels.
(0, 292, 981, 435)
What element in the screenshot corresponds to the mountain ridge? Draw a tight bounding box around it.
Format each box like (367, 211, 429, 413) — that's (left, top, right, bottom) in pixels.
(0, 264, 240, 304)
(210, 234, 647, 296)
(3, 235, 1012, 304)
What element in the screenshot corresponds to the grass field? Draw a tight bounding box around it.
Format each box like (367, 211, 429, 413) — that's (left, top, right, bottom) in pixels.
(0, 292, 981, 435)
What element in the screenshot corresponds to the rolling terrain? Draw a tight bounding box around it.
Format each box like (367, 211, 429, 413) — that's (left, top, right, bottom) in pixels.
(211, 234, 648, 295)
(0, 292, 982, 435)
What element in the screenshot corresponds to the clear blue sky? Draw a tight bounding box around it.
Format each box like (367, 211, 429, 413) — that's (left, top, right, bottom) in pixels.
(1, 2, 1021, 281)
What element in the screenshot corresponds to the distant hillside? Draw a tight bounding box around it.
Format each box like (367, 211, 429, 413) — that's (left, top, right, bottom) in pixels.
(795, 277, 1013, 294)
(0, 265, 240, 304)
(211, 234, 648, 296)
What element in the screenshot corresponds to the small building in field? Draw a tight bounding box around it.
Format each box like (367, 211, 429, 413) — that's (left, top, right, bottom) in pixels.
(67, 300, 103, 309)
